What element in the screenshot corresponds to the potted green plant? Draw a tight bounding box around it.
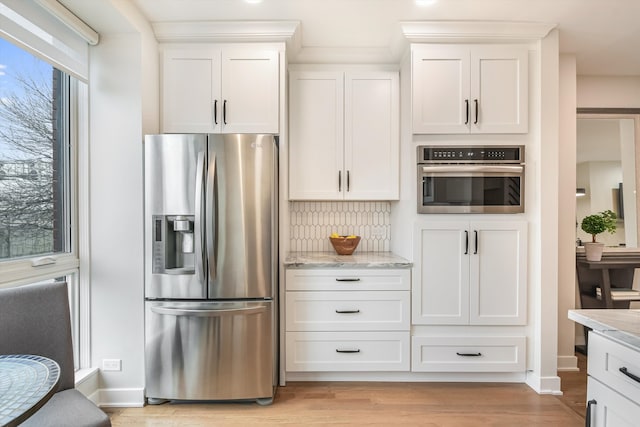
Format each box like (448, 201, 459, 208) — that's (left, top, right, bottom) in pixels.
(580, 209, 617, 261)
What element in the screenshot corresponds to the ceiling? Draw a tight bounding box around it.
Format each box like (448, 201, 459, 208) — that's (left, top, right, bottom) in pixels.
(61, 0, 640, 76)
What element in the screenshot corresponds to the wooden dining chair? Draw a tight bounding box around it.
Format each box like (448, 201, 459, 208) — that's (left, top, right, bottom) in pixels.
(0, 281, 111, 427)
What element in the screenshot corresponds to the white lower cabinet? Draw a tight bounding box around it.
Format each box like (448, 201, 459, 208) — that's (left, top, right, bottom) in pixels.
(411, 336, 526, 372)
(286, 331, 410, 372)
(586, 332, 640, 426)
(285, 268, 410, 373)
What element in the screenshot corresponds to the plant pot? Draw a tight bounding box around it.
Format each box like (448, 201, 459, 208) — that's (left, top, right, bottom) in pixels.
(584, 242, 605, 261)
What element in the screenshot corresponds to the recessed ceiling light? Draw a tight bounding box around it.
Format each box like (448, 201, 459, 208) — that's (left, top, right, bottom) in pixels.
(415, 0, 437, 6)
(245, 0, 263, 4)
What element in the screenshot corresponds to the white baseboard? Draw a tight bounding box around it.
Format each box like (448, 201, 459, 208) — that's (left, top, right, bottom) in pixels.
(525, 372, 562, 395)
(91, 388, 145, 407)
(557, 355, 579, 372)
(286, 371, 527, 383)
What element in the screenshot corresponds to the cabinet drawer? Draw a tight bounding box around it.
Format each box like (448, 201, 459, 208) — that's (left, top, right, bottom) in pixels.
(286, 331, 410, 372)
(587, 376, 640, 427)
(286, 268, 410, 291)
(588, 332, 640, 403)
(411, 336, 526, 372)
(286, 291, 410, 331)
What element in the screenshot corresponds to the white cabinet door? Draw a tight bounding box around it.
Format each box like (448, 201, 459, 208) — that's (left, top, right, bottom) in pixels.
(412, 46, 470, 134)
(412, 222, 470, 325)
(412, 44, 528, 134)
(288, 69, 399, 201)
(413, 220, 527, 325)
(587, 377, 640, 427)
(344, 72, 399, 200)
(161, 46, 279, 134)
(469, 221, 527, 325)
(162, 47, 221, 133)
(220, 49, 279, 133)
(288, 71, 343, 200)
(471, 47, 528, 134)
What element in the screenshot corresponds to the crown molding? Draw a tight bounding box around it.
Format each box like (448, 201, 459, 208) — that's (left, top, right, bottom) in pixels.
(400, 21, 556, 43)
(152, 20, 300, 52)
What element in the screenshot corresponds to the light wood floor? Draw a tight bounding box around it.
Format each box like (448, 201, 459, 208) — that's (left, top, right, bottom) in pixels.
(106, 355, 587, 426)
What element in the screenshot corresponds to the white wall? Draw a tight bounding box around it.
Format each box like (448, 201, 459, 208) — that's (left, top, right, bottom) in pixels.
(577, 76, 640, 108)
(88, 2, 158, 406)
(557, 54, 577, 372)
(89, 32, 145, 406)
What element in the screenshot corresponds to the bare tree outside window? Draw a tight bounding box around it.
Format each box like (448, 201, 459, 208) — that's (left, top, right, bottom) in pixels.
(0, 39, 67, 260)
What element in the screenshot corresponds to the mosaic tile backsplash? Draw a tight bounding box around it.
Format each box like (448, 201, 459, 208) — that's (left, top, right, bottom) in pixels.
(289, 201, 391, 252)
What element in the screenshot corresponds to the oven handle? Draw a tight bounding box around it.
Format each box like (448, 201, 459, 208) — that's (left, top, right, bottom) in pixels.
(421, 165, 524, 174)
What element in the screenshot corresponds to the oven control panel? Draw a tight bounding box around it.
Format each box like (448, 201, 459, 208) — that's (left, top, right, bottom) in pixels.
(419, 146, 523, 162)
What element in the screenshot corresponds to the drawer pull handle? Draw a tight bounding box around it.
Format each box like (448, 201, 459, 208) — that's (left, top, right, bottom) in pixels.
(586, 399, 596, 426)
(335, 278, 361, 282)
(619, 367, 640, 383)
(336, 349, 360, 354)
(335, 309, 360, 314)
(456, 352, 482, 357)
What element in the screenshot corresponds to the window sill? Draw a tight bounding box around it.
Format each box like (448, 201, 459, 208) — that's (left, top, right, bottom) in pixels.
(75, 367, 99, 397)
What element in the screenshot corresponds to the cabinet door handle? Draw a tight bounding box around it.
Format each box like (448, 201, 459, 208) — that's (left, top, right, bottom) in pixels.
(465, 99, 469, 124)
(335, 309, 360, 314)
(585, 399, 596, 426)
(456, 352, 482, 357)
(335, 278, 361, 282)
(474, 230, 478, 254)
(464, 230, 469, 255)
(347, 170, 350, 192)
(338, 170, 342, 192)
(619, 366, 640, 383)
(223, 99, 227, 124)
(213, 100, 218, 125)
(474, 99, 479, 124)
(336, 349, 360, 353)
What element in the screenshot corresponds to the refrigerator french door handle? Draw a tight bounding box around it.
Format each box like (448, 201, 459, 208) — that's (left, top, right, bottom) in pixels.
(150, 305, 266, 317)
(194, 151, 206, 284)
(206, 152, 217, 281)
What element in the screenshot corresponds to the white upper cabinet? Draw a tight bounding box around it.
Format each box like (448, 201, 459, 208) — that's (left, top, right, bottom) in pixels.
(413, 220, 527, 325)
(289, 69, 399, 200)
(412, 44, 528, 134)
(161, 46, 279, 134)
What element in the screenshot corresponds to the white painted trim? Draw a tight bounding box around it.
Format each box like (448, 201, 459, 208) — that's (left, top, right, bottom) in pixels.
(74, 367, 99, 397)
(152, 20, 300, 50)
(400, 21, 556, 43)
(76, 80, 91, 370)
(557, 355, 579, 372)
(92, 388, 146, 408)
(525, 371, 563, 395)
(286, 371, 527, 383)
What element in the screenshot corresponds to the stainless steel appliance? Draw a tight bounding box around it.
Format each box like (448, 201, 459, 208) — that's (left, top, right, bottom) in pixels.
(417, 145, 524, 214)
(144, 134, 278, 405)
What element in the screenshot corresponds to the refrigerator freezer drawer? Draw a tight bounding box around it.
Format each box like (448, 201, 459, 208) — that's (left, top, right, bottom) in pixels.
(145, 300, 274, 401)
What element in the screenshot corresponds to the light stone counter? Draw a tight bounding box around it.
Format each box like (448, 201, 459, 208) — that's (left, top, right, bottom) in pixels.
(284, 251, 412, 268)
(569, 309, 640, 349)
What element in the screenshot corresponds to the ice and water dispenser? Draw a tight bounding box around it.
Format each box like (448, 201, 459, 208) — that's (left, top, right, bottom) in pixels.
(152, 215, 195, 274)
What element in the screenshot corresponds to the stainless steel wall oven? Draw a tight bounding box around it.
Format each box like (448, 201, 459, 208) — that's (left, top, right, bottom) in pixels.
(417, 145, 525, 214)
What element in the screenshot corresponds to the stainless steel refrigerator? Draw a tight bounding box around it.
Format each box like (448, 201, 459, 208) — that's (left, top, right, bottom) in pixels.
(144, 133, 277, 405)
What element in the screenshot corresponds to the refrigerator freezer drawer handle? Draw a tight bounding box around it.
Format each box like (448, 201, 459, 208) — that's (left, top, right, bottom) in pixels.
(150, 305, 266, 317)
(336, 349, 361, 353)
(335, 278, 361, 282)
(195, 151, 206, 283)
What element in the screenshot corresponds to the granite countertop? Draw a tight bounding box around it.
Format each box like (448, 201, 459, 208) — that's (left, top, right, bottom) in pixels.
(284, 251, 412, 268)
(569, 309, 640, 349)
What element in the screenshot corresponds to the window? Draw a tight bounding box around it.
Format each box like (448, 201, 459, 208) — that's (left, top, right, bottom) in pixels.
(0, 36, 85, 371)
(0, 38, 71, 260)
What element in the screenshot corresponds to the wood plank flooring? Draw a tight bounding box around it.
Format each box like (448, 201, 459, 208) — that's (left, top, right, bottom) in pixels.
(106, 356, 587, 426)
